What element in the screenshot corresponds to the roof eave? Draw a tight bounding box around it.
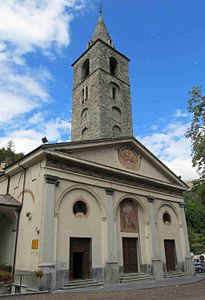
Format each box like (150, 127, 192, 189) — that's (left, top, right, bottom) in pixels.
(72, 39, 130, 67)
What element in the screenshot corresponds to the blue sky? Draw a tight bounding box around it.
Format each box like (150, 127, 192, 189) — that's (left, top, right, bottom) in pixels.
(0, 0, 204, 181)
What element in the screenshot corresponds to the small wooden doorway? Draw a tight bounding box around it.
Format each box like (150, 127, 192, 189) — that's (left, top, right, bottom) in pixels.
(123, 238, 138, 273)
(70, 238, 91, 280)
(164, 239, 176, 272)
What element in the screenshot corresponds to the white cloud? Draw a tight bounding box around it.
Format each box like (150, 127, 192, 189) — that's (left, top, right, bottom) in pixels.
(0, 0, 87, 121)
(44, 118, 72, 141)
(0, 117, 71, 154)
(0, 0, 87, 148)
(139, 120, 199, 182)
(0, 0, 86, 57)
(0, 92, 38, 123)
(0, 63, 51, 124)
(28, 113, 44, 125)
(175, 109, 189, 118)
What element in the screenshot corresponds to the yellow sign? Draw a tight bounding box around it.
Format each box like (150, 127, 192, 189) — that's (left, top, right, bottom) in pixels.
(32, 239, 39, 249)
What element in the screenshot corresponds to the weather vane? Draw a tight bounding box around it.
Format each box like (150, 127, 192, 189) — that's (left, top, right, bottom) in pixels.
(99, 0, 102, 15)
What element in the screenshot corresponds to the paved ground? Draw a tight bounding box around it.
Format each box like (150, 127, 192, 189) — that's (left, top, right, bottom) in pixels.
(3, 274, 205, 300)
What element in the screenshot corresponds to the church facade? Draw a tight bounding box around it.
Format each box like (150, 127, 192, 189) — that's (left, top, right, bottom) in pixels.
(0, 14, 194, 289)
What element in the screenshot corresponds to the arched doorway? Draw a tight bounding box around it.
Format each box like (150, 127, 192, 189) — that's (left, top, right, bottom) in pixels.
(116, 196, 150, 276)
(120, 199, 139, 273)
(157, 203, 181, 273)
(0, 207, 18, 267)
(56, 185, 104, 284)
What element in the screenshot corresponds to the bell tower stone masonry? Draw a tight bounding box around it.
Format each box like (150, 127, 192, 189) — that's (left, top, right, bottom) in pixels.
(71, 15, 133, 141)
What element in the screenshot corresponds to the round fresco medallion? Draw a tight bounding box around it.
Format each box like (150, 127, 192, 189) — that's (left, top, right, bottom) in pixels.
(119, 147, 140, 171)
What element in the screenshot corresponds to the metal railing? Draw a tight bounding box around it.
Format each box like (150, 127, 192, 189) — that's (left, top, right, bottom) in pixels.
(0, 273, 51, 295)
(0, 279, 12, 295)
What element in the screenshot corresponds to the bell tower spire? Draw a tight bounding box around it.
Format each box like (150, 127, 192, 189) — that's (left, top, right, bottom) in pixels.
(88, 8, 114, 48)
(99, 0, 102, 16)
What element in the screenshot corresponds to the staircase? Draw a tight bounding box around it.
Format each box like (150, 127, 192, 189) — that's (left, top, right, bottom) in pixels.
(61, 279, 103, 290)
(164, 271, 186, 278)
(120, 272, 154, 283)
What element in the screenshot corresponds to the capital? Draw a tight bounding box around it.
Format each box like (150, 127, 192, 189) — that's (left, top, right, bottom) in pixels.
(147, 196, 156, 203)
(44, 174, 59, 186)
(105, 188, 114, 195)
(179, 202, 185, 208)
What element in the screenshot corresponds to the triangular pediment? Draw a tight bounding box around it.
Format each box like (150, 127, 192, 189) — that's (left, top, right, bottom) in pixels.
(45, 137, 187, 188)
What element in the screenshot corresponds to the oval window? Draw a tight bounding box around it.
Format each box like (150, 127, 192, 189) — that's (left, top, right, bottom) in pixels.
(163, 212, 171, 224)
(73, 201, 88, 215)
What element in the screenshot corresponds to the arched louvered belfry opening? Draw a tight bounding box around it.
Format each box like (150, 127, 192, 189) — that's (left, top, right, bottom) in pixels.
(82, 59, 90, 80)
(109, 57, 118, 76)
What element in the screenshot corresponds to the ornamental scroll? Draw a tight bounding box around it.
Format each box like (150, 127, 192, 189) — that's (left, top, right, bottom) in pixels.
(120, 201, 139, 233)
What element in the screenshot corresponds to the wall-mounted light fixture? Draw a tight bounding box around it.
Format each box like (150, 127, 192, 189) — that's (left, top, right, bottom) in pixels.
(35, 227, 40, 234)
(26, 212, 32, 220)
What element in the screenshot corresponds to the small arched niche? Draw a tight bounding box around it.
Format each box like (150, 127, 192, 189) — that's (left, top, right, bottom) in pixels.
(109, 82, 120, 100)
(81, 108, 88, 122)
(112, 106, 121, 122)
(82, 127, 88, 140)
(109, 57, 118, 76)
(113, 125, 121, 137)
(82, 59, 90, 80)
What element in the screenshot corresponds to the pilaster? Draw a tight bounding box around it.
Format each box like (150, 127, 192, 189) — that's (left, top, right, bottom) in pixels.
(147, 196, 163, 279)
(179, 202, 194, 276)
(104, 188, 119, 283)
(39, 175, 59, 289)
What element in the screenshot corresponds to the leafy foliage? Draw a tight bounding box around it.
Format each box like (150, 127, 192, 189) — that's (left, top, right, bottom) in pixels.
(0, 264, 12, 273)
(186, 87, 205, 179)
(35, 270, 43, 278)
(0, 141, 24, 167)
(184, 182, 205, 253)
(185, 87, 205, 253)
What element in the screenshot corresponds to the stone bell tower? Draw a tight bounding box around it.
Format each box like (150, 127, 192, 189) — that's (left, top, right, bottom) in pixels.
(71, 13, 133, 141)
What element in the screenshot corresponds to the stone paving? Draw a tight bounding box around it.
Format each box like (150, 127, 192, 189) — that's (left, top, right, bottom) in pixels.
(3, 275, 205, 300)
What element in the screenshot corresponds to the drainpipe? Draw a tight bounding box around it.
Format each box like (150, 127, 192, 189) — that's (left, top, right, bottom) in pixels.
(12, 162, 27, 276)
(6, 175, 10, 195)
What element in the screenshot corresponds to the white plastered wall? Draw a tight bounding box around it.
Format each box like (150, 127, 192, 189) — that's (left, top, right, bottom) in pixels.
(0, 177, 8, 194)
(14, 161, 45, 271)
(56, 185, 104, 271)
(157, 202, 183, 265)
(71, 146, 173, 184)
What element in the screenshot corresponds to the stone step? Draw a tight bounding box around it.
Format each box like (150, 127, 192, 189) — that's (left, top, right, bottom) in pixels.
(120, 273, 154, 283)
(164, 271, 186, 278)
(61, 279, 103, 290)
(64, 279, 94, 285)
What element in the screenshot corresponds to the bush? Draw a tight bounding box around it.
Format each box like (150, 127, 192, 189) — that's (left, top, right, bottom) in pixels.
(0, 264, 12, 273)
(35, 270, 43, 278)
(0, 271, 12, 282)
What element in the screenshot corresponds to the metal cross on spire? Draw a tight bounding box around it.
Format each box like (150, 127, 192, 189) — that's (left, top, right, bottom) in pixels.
(99, 0, 102, 16)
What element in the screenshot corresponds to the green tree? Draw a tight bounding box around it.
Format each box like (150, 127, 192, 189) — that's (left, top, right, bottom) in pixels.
(184, 87, 205, 253)
(184, 191, 205, 253)
(186, 87, 205, 179)
(0, 141, 24, 166)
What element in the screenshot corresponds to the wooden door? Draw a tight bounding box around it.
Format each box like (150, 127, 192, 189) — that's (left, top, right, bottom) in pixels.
(70, 238, 91, 280)
(123, 238, 138, 273)
(164, 240, 176, 272)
